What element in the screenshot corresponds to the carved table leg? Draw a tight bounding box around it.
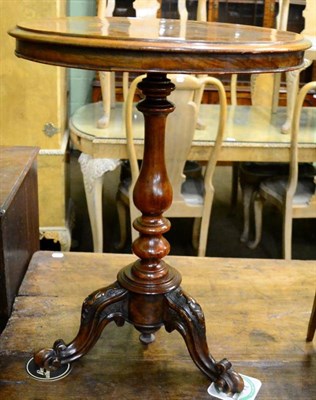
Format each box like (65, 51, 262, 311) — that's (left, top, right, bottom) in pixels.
(34, 282, 128, 369)
(164, 287, 244, 394)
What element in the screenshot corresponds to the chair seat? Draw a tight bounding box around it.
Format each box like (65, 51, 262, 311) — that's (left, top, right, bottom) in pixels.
(181, 177, 204, 205)
(240, 162, 315, 181)
(261, 176, 316, 206)
(240, 162, 288, 177)
(119, 176, 204, 206)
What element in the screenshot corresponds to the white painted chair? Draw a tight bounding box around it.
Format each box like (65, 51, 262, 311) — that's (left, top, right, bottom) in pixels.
(116, 74, 227, 256)
(249, 81, 316, 260)
(236, 0, 303, 243)
(280, 0, 316, 134)
(73, 0, 219, 253)
(75, 0, 161, 252)
(96, 0, 160, 129)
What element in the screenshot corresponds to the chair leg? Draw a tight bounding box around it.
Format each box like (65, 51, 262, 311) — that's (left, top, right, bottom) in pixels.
(247, 193, 263, 249)
(197, 188, 215, 257)
(306, 291, 316, 342)
(81, 172, 104, 253)
(192, 217, 201, 251)
(240, 183, 255, 243)
(230, 162, 239, 213)
(98, 71, 112, 128)
(271, 72, 281, 113)
(116, 197, 127, 250)
(282, 203, 293, 260)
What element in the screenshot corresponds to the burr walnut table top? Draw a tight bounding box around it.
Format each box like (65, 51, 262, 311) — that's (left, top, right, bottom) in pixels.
(0, 251, 315, 399)
(9, 16, 310, 74)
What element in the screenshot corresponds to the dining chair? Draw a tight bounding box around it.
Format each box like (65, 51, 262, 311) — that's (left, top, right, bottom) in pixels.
(72, 0, 226, 253)
(73, 0, 162, 252)
(247, 81, 316, 260)
(229, 0, 283, 209)
(116, 74, 227, 256)
(238, 0, 315, 246)
(280, 0, 316, 135)
(96, 0, 160, 128)
(234, 0, 303, 243)
(233, 70, 285, 231)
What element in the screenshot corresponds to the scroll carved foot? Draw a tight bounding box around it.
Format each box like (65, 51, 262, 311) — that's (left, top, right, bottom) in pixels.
(34, 282, 128, 371)
(164, 288, 244, 395)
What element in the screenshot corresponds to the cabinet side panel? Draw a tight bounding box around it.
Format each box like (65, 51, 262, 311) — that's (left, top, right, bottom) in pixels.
(0, 162, 39, 320)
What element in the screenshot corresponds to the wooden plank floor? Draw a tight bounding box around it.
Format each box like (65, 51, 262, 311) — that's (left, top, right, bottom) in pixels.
(0, 251, 315, 399)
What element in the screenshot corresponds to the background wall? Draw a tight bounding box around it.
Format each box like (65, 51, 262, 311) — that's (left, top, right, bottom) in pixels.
(68, 0, 97, 115)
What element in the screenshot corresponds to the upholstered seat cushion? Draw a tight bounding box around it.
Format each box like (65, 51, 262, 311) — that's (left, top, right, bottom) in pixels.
(181, 177, 204, 205)
(261, 176, 316, 205)
(240, 162, 288, 178)
(240, 162, 315, 178)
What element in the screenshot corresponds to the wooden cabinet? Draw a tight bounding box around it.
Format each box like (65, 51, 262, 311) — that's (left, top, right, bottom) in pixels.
(0, 0, 71, 250)
(0, 146, 40, 330)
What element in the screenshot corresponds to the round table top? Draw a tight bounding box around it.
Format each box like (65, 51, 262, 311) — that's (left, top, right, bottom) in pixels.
(9, 16, 311, 74)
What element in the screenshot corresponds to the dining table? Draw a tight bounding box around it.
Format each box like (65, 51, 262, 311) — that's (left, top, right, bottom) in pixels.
(9, 15, 311, 396)
(70, 101, 316, 163)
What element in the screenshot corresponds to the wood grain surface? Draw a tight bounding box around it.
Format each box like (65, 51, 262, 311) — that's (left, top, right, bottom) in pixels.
(0, 146, 39, 326)
(0, 251, 315, 399)
(9, 17, 310, 74)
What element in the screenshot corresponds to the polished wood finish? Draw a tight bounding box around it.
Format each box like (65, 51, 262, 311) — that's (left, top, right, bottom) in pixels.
(8, 16, 311, 395)
(116, 74, 227, 256)
(0, 251, 315, 399)
(0, 146, 39, 330)
(9, 17, 309, 74)
(118, 73, 179, 294)
(35, 73, 244, 393)
(92, 0, 313, 104)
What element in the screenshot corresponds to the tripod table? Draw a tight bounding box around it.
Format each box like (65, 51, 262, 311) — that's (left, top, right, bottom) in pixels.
(9, 16, 310, 396)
